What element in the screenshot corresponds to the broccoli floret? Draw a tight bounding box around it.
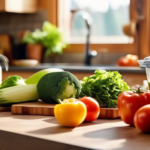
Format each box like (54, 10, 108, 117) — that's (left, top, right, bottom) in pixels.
(37, 71, 81, 104)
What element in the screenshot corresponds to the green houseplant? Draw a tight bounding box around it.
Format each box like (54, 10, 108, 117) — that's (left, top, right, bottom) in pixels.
(22, 21, 67, 61)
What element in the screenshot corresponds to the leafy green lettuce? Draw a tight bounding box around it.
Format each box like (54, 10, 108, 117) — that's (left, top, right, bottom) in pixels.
(80, 70, 130, 108)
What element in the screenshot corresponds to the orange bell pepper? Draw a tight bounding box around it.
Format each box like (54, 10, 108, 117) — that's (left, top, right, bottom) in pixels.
(54, 98, 87, 127)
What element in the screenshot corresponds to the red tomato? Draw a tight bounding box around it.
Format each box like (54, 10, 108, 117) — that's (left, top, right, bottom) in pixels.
(78, 97, 100, 122)
(117, 54, 139, 66)
(118, 57, 130, 66)
(117, 89, 150, 126)
(134, 105, 150, 132)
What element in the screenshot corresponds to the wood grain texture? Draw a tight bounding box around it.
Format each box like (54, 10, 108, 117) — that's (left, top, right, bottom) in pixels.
(0, 112, 150, 150)
(0, 34, 13, 64)
(0, 0, 5, 11)
(11, 101, 120, 119)
(99, 108, 120, 119)
(5, 0, 38, 13)
(0, 107, 11, 112)
(11, 101, 55, 116)
(38, 0, 57, 25)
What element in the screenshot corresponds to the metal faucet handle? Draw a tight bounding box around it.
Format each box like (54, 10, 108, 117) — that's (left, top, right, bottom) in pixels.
(91, 50, 97, 57)
(81, 11, 92, 29)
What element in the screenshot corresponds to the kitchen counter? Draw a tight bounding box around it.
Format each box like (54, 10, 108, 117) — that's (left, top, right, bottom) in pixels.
(6, 63, 145, 74)
(2, 63, 147, 87)
(0, 112, 150, 150)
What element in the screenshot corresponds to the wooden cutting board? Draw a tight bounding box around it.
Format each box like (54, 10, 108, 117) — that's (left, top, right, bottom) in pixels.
(11, 101, 120, 119)
(11, 101, 55, 116)
(0, 107, 11, 112)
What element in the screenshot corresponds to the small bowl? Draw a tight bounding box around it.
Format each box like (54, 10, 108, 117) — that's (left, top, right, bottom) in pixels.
(13, 59, 38, 67)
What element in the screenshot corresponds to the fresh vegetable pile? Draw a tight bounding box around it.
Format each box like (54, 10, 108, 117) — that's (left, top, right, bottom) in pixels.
(0, 68, 63, 107)
(80, 70, 130, 108)
(118, 87, 150, 126)
(117, 87, 150, 132)
(0, 68, 135, 128)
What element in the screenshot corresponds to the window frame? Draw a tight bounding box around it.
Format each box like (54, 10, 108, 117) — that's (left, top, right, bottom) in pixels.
(39, 0, 150, 59)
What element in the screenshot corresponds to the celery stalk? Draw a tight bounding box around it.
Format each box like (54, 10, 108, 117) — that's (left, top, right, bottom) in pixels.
(0, 84, 39, 107)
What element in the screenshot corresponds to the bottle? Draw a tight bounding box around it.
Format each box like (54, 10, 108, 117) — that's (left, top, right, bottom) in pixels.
(0, 54, 9, 84)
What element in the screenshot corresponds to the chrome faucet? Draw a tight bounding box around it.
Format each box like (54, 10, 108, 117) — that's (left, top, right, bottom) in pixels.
(81, 11, 97, 65)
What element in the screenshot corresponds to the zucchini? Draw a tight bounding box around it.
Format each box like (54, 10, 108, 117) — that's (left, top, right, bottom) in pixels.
(25, 68, 63, 84)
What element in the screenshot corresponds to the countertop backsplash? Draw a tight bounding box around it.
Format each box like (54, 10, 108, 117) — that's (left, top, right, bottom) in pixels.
(0, 10, 48, 44)
(43, 52, 128, 65)
(0, 11, 128, 65)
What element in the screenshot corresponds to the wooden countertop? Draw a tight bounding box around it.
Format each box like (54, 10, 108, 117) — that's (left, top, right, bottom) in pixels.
(0, 112, 150, 150)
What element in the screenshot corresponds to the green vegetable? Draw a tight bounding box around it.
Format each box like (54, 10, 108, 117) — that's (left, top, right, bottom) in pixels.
(0, 75, 26, 89)
(37, 71, 81, 104)
(80, 70, 130, 108)
(0, 84, 39, 107)
(22, 21, 67, 56)
(25, 68, 63, 84)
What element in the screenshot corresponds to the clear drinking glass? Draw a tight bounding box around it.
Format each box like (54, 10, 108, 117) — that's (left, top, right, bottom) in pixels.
(146, 68, 150, 90)
(138, 57, 150, 90)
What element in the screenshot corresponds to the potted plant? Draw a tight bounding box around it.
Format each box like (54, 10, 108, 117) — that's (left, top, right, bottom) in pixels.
(22, 21, 67, 63)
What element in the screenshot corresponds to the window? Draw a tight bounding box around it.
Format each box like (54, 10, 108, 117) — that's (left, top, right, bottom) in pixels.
(69, 0, 133, 44)
(44, 0, 150, 58)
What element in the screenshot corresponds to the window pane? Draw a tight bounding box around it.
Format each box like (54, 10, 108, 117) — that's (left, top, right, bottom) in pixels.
(70, 0, 130, 37)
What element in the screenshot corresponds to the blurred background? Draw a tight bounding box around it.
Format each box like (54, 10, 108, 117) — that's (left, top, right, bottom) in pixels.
(0, 0, 148, 66)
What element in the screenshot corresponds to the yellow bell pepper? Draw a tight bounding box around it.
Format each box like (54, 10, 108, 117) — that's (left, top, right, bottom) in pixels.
(54, 98, 87, 127)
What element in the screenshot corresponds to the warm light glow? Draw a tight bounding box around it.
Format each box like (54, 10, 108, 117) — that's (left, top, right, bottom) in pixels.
(5, 0, 37, 13)
(72, 0, 130, 12)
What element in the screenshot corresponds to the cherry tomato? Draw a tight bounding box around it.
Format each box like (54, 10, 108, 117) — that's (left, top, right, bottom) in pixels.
(117, 88, 150, 126)
(134, 105, 150, 133)
(78, 97, 100, 122)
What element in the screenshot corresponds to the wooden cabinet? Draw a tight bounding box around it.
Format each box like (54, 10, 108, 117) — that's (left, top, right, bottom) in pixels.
(0, 0, 38, 13)
(2, 71, 147, 88)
